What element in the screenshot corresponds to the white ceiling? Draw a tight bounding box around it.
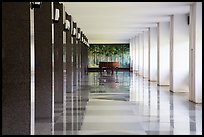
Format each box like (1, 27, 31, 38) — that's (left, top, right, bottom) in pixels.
(63, 2, 194, 44)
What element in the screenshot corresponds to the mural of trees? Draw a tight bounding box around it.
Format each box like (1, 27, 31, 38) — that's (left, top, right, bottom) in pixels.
(88, 44, 130, 68)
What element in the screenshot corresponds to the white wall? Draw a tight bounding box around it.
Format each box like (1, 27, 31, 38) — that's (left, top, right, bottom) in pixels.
(170, 14, 189, 92)
(189, 2, 202, 103)
(143, 31, 149, 78)
(157, 22, 170, 85)
(149, 27, 158, 81)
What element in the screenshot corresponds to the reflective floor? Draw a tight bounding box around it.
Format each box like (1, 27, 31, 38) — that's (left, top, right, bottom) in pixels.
(35, 71, 202, 135)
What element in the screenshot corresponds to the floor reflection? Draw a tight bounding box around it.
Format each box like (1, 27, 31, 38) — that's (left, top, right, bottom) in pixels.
(35, 71, 202, 135)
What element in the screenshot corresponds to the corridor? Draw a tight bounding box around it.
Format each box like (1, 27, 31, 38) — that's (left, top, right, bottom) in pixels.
(2, 2, 202, 135)
(50, 72, 202, 135)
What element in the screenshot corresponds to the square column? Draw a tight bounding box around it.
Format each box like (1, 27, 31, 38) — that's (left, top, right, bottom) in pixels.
(65, 13, 74, 132)
(72, 22, 79, 132)
(66, 14, 73, 93)
(2, 2, 31, 135)
(77, 28, 82, 82)
(72, 22, 78, 87)
(34, 2, 52, 134)
(170, 14, 189, 92)
(157, 22, 170, 86)
(138, 33, 144, 76)
(143, 31, 149, 78)
(132, 37, 137, 72)
(135, 36, 140, 73)
(53, 2, 64, 133)
(129, 38, 134, 72)
(189, 2, 202, 103)
(54, 2, 64, 105)
(149, 27, 158, 81)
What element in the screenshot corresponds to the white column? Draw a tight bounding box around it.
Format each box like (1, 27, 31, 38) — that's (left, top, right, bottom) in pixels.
(157, 22, 170, 86)
(138, 33, 144, 76)
(143, 31, 149, 78)
(149, 27, 158, 81)
(189, 2, 202, 103)
(148, 29, 150, 79)
(129, 38, 133, 71)
(170, 14, 189, 92)
(132, 37, 137, 72)
(135, 35, 139, 73)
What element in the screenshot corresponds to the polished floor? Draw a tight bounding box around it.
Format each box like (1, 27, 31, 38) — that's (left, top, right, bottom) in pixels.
(35, 71, 202, 135)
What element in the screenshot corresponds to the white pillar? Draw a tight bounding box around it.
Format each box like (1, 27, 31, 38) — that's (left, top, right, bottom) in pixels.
(170, 14, 189, 92)
(189, 2, 202, 103)
(129, 38, 133, 71)
(135, 35, 139, 73)
(148, 29, 150, 79)
(149, 27, 158, 81)
(132, 37, 137, 72)
(143, 31, 149, 78)
(138, 33, 144, 76)
(157, 22, 170, 86)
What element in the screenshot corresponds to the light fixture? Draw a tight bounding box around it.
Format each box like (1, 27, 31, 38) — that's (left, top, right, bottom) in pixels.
(77, 32, 81, 40)
(31, 2, 42, 9)
(64, 20, 70, 31)
(80, 32, 84, 42)
(72, 28, 76, 36)
(53, 8, 60, 23)
(55, 9, 60, 21)
(76, 28, 80, 40)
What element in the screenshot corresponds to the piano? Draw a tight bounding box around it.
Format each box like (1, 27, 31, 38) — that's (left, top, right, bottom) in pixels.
(99, 62, 119, 75)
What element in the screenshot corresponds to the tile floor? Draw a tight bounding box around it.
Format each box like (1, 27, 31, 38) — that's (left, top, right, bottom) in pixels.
(35, 71, 202, 135)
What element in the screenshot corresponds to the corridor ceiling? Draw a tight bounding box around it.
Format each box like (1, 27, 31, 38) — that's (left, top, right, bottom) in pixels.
(63, 2, 194, 44)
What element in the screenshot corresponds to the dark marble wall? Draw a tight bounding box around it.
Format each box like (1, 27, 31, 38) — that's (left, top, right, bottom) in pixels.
(2, 2, 31, 135)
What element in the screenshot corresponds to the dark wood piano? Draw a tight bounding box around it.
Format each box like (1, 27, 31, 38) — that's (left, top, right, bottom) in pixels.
(99, 62, 119, 75)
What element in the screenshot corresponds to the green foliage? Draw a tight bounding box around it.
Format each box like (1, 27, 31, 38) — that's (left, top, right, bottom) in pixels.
(88, 44, 130, 67)
(89, 44, 127, 57)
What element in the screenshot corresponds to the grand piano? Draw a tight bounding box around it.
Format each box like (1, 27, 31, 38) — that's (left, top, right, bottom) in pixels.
(99, 62, 119, 75)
